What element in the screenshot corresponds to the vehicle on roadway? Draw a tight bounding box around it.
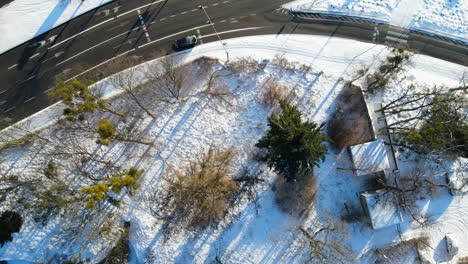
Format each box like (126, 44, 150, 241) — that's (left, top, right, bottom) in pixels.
(173, 35, 198, 50)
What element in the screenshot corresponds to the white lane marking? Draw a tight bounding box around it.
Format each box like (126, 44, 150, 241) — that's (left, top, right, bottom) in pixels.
(24, 97, 36, 103)
(49, 0, 164, 49)
(65, 49, 135, 83)
(220, 20, 227, 23)
(181, 11, 187, 15)
(222, 0, 229, 3)
(56, 26, 143, 66)
(0, 90, 6, 95)
(137, 9, 151, 42)
(212, 3, 219, 6)
(196, 29, 203, 44)
(7, 64, 18, 70)
(0, 100, 5, 106)
(387, 30, 409, 39)
(44, 51, 65, 62)
(170, 14, 176, 18)
(230, 20, 239, 23)
(107, 21, 130, 31)
(7, 53, 40, 70)
(249, 13, 256, 16)
(159, 18, 167, 21)
(4, 106, 15, 113)
(30, 53, 41, 59)
(138, 24, 212, 49)
(16, 75, 36, 84)
(239, 15, 246, 19)
(49, 17, 114, 49)
(199, 27, 262, 39)
(44, 87, 54, 94)
(116, 0, 164, 19)
(191, 8, 198, 12)
(386, 35, 407, 43)
(113, 38, 134, 49)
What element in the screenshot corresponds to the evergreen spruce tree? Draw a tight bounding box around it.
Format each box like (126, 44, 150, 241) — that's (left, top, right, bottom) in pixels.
(256, 100, 328, 182)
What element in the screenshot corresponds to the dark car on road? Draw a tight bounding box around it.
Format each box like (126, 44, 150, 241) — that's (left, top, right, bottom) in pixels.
(173, 35, 197, 50)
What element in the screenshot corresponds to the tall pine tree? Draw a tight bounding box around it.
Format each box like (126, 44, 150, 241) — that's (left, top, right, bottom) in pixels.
(256, 100, 328, 182)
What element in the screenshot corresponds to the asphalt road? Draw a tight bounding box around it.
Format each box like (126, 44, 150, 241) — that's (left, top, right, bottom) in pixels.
(0, 0, 466, 123)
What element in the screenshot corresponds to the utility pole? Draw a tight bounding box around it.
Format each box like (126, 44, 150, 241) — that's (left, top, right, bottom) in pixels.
(198, 5, 229, 62)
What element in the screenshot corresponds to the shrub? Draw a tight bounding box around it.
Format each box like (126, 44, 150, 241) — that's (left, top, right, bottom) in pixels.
(260, 80, 288, 107)
(256, 100, 328, 182)
(97, 120, 116, 146)
(163, 147, 239, 229)
(274, 174, 317, 215)
(0, 211, 23, 246)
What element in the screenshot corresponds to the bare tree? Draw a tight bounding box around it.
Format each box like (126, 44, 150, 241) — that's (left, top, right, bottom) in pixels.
(293, 213, 354, 264)
(144, 57, 188, 103)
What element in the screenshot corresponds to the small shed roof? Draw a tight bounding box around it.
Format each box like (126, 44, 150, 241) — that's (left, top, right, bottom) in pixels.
(349, 139, 390, 176)
(360, 190, 402, 229)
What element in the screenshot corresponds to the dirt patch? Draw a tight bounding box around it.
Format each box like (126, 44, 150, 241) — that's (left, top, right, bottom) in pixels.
(327, 84, 374, 150)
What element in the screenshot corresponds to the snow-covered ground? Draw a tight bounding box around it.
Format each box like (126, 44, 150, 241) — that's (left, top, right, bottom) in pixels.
(0, 35, 467, 263)
(284, 0, 468, 43)
(0, 0, 112, 54)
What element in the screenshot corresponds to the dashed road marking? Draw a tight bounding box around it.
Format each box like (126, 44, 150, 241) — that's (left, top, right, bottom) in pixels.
(170, 14, 176, 18)
(191, 8, 198, 12)
(181, 11, 187, 14)
(107, 21, 130, 31)
(49, 0, 164, 49)
(16, 75, 36, 85)
(137, 9, 151, 42)
(0, 90, 6, 95)
(56, 26, 144, 66)
(138, 24, 212, 49)
(0, 100, 5, 106)
(7, 64, 18, 70)
(30, 53, 41, 59)
(220, 19, 227, 23)
(212, 3, 219, 6)
(44, 87, 54, 94)
(24, 97, 36, 103)
(43, 51, 65, 62)
(4, 106, 15, 113)
(199, 27, 262, 39)
(196, 28, 203, 44)
(159, 17, 167, 21)
(230, 20, 239, 23)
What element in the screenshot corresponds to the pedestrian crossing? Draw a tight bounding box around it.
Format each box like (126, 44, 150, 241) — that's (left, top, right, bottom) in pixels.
(285, 10, 382, 25)
(384, 27, 410, 46)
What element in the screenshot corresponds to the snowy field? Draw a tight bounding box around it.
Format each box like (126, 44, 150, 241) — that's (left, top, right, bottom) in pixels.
(0, 35, 467, 263)
(0, 0, 112, 54)
(284, 0, 468, 43)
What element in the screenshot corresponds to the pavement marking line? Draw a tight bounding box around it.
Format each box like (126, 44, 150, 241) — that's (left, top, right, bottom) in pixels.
(16, 75, 36, 85)
(222, 0, 229, 3)
(170, 14, 176, 18)
(181, 11, 187, 14)
(230, 20, 239, 23)
(220, 20, 227, 23)
(191, 8, 198, 12)
(65, 49, 135, 82)
(0, 90, 6, 95)
(196, 28, 203, 44)
(137, 9, 151, 42)
(7, 64, 18, 70)
(116, 0, 164, 18)
(30, 53, 41, 59)
(43, 87, 54, 94)
(386, 35, 408, 43)
(24, 97, 36, 103)
(49, 0, 164, 50)
(199, 27, 262, 39)
(138, 23, 212, 49)
(0, 101, 5, 106)
(107, 21, 130, 31)
(387, 30, 409, 38)
(56, 26, 144, 66)
(159, 18, 167, 21)
(113, 38, 134, 49)
(4, 106, 15, 113)
(212, 3, 219, 6)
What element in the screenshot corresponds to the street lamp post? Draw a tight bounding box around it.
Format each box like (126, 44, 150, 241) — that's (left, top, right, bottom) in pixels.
(198, 5, 229, 62)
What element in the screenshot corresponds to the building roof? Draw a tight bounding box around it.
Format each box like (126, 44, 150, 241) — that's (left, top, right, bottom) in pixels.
(349, 139, 390, 176)
(360, 190, 402, 229)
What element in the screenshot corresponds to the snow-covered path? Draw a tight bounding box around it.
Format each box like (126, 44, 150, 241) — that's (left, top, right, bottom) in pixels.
(0, 0, 112, 54)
